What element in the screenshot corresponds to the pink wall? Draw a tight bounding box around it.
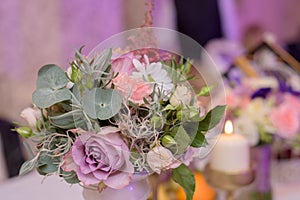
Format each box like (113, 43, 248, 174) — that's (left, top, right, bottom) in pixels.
(0, 0, 175, 121)
(219, 0, 300, 43)
(0, 0, 124, 121)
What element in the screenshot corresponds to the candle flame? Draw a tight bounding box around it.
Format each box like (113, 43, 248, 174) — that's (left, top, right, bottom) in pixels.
(224, 120, 233, 134)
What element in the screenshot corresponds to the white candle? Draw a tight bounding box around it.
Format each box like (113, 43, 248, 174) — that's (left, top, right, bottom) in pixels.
(210, 120, 250, 173)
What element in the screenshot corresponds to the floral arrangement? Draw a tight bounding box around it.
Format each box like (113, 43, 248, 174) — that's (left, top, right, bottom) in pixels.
(16, 47, 225, 200)
(226, 75, 300, 146)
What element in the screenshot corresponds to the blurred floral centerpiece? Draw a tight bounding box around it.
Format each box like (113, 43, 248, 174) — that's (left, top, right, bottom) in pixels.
(226, 75, 300, 146)
(16, 44, 225, 200)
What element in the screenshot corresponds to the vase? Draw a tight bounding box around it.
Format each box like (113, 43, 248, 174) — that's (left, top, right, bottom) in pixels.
(251, 144, 272, 200)
(82, 175, 151, 200)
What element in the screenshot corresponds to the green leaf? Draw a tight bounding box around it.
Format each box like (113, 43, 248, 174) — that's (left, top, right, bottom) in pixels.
(171, 164, 195, 200)
(182, 121, 199, 142)
(49, 109, 85, 129)
(75, 50, 91, 74)
(16, 127, 34, 138)
(199, 105, 226, 131)
(82, 88, 122, 120)
(92, 48, 112, 72)
(171, 126, 191, 155)
(32, 88, 71, 108)
(36, 64, 68, 90)
(191, 105, 226, 147)
(19, 157, 38, 176)
(162, 104, 176, 111)
(60, 169, 80, 184)
(37, 154, 60, 175)
(197, 85, 215, 97)
(70, 64, 82, 83)
(190, 131, 207, 147)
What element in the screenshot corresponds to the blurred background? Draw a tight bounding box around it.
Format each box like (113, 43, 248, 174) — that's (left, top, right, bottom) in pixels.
(0, 0, 299, 199)
(1, 0, 299, 123)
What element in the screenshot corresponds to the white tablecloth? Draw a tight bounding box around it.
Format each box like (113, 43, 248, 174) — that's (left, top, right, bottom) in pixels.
(0, 171, 82, 200)
(1, 159, 300, 200)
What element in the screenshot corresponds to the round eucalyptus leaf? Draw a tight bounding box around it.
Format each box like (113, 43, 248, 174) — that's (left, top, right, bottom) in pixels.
(82, 88, 122, 120)
(37, 154, 59, 175)
(32, 88, 71, 108)
(36, 64, 68, 90)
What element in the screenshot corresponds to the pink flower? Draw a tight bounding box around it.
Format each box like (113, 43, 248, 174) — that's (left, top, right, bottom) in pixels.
(111, 52, 135, 74)
(225, 90, 250, 109)
(62, 126, 134, 189)
(284, 94, 300, 111)
(225, 93, 239, 108)
(20, 107, 45, 128)
(113, 74, 152, 104)
(270, 102, 300, 139)
(179, 147, 200, 166)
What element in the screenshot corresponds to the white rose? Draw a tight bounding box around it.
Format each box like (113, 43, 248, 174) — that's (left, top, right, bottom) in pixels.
(20, 107, 42, 128)
(146, 146, 180, 174)
(170, 85, 192, 107)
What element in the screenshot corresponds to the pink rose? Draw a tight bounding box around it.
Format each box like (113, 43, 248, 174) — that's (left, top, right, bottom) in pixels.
(62, 126, 134, 189)
(113, 74, 152, 104)
(111, 52, 135, 74)
(270, 103, 300, 139)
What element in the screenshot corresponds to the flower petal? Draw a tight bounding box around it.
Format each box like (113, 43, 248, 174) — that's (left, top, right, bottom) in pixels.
(104, 172, 132, 189)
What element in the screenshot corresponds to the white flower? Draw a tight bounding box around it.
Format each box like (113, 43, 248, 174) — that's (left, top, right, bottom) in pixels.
(234, 114, 259, 146)
(146, 146, 180, 174)
(245, 98, 276, 133)
(132, 55, 173, 97)
(244, 98, 270, 124)
(246, 77, 278, 90)
(20, 107, 43, 128)
(170, 85, 192, 107)
(289, 74, 300, 91)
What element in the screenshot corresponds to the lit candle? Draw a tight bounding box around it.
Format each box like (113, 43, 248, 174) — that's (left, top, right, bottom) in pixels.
(210, 120, 250, 173)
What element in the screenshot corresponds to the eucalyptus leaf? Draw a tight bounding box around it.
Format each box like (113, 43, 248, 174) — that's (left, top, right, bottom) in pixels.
(60, 170, 80, 184)
(49, 109, 84, 129)
(171, 164, 195, 200)
(92, 48, 112, 72)
(19, 157, 38, 176)
(71, 83, 83, 105)
(37, 154, 60, 175)
(75, 50, 91, 74)
(32, 88, 71, 108)
(82, 88, 122, 120)
(36, 64, 68, 90)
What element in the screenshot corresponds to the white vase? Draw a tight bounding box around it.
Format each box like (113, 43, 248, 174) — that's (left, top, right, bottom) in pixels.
(82, 175, 151, 200)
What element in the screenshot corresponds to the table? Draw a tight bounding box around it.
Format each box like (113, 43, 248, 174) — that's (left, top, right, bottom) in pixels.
(0, 171, 82, 200)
